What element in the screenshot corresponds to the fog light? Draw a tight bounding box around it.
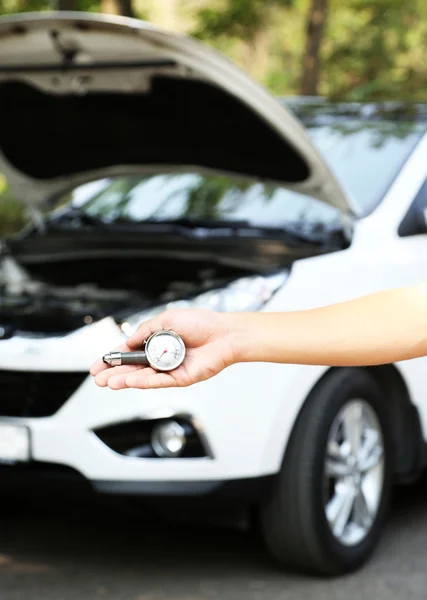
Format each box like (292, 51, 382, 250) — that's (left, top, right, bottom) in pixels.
(151, 421, 186, 458)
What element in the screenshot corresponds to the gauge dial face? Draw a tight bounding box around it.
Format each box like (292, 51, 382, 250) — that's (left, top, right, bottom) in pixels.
(145, 330, 186, 372)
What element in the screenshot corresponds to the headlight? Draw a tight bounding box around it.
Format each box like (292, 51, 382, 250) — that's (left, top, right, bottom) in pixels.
(120, 271, 288, 337)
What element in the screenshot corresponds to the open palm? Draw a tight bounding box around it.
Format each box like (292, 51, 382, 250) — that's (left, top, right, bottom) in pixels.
(90, 308, 236, 390)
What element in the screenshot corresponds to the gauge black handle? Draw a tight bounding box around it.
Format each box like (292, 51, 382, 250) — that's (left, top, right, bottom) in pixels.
(121, 351, 149, 365)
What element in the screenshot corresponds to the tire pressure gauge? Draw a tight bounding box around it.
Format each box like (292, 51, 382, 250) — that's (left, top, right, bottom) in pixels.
(144, 330, 186, 371)
(102, 329, 186, 372)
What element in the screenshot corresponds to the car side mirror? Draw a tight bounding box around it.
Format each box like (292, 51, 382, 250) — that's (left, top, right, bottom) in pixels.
(398, 200, 427, 237)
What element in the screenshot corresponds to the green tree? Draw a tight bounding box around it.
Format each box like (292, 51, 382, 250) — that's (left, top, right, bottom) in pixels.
(323, 0, 427, 101)
(0, 0, 101, 12)
(0, 0, 51, 13)
(193, 0, 294, 80)
(300, 0, 328, 95)
(0, 0, 136, 16)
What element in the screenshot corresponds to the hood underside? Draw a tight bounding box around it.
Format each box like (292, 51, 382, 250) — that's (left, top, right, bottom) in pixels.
(0, 12, 355, 215)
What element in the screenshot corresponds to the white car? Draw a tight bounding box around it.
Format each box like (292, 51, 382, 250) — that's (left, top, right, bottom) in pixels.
(2, 12, 427, 577)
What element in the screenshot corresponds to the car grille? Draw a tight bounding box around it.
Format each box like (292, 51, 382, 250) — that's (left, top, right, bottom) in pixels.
(0, 370, 88, 417)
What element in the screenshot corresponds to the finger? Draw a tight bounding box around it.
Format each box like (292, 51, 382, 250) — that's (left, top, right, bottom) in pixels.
(90, 358, 109, 377)
(126, 314, 165, 351)
(125, 369, 178, 390)
(105, 367, 145, 390)
(105, 366, 156, 390)
(94, 364, 142, 387)
(90, 343, 131, 376)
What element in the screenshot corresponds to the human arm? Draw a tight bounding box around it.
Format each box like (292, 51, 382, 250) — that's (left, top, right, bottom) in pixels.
(232, 280, 427, 366)
(90, 280, 427, 390)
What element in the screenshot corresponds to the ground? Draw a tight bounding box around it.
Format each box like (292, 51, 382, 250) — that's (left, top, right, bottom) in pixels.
(1, 473, 427, 600)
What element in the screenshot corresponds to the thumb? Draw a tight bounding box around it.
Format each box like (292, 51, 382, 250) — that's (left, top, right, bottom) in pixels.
(126, 315, 165, 350)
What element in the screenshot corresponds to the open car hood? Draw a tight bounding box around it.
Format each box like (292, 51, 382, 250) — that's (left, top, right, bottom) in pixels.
(0, 12, 357, 215)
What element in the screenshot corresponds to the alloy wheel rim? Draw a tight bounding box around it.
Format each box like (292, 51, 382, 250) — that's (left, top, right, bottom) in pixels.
(323, 399, 385, 546)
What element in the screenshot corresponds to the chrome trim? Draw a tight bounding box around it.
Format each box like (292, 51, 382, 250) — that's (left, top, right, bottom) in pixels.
(102, 351, 122, 366)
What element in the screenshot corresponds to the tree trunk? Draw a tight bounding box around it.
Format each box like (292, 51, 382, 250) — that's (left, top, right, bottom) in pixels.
(55, 0, 75, 9)
(100, 0, 134, 16)
(100, 0, 121, 15)
(300, 0, 328, 96)
(119, 0, 134, 18)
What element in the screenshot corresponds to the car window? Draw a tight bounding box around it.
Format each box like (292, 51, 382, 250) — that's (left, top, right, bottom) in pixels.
(398, 179, 427, 237)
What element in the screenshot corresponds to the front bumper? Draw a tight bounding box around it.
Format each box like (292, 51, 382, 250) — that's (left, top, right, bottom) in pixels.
(1, 367, 287, 482)
(0, 460, 276, 499)
(0, 316, 325, 493)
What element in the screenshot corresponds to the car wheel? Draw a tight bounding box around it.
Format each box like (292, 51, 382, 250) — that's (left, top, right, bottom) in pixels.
(259, 368, 392, 576)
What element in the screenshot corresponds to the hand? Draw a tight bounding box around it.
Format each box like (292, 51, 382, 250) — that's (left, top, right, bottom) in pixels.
(90, 308, 237, 390)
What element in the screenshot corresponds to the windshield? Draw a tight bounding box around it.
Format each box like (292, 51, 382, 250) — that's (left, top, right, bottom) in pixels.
(67, 173, 340, 232)
(60, 120, 426, 228)
(307, 120, 427, 215)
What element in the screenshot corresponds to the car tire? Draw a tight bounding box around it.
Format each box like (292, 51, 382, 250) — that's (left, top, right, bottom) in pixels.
(259, 367, 393, 576)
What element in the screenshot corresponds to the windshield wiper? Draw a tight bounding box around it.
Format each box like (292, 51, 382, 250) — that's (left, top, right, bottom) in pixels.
(49, 208, 109, 228)
(52, 211, 342, 246)
(133, 217, 339, 245)
(130, 217, 254, 229)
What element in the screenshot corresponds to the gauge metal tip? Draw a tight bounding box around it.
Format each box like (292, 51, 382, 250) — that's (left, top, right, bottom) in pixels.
(102, 353, 112, 365)
(102, 351, 122, 367)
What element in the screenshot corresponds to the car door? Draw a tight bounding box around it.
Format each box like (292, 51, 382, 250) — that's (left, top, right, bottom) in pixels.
(376, 133, 427, 441)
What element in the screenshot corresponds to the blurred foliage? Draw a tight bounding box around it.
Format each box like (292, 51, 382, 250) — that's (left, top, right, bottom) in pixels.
(193, 0, 295, 80)
(184, 176, 252, 219)
(0, 179, 28, 237)
(2, 0, 427, 100)
(324, 0, 427, 101)
(1, 0, 427, 235)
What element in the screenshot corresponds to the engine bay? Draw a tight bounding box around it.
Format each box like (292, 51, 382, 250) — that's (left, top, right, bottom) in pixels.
(0, 245, 255, 335)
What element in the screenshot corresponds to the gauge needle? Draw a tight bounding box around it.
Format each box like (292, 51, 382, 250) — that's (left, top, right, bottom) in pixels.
(158, 349, 168, 361)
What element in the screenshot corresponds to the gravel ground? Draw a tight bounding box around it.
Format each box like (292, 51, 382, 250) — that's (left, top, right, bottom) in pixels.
(1, 473, 427, 600)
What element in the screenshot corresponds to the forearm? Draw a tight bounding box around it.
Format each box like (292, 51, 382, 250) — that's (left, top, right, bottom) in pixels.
(228, 281, 427, 366)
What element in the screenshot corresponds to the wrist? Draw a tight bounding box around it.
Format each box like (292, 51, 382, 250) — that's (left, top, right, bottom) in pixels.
(223, 312, 255, 365)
